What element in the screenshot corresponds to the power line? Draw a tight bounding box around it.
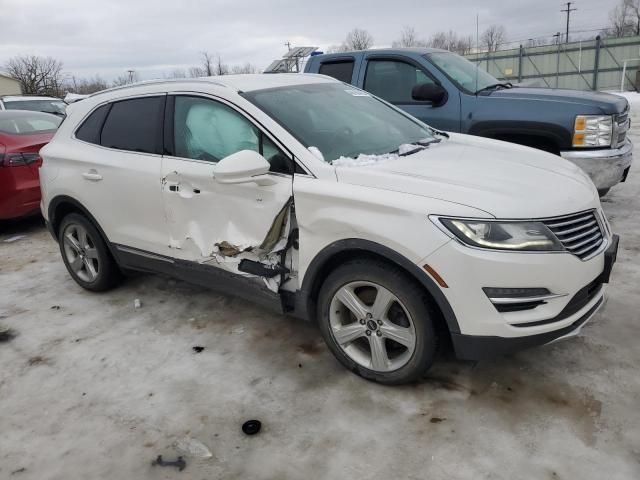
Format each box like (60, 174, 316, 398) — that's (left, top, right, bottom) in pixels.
(561, 2, 578, 43)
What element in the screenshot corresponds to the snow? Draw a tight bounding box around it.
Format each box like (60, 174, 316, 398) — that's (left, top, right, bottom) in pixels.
(331, 144, 426, 167)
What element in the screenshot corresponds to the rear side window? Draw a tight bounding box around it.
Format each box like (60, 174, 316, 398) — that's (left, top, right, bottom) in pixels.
(100, 96, 165, 154)
(75, 104, 110, 144)
(318, 60, 355, 84)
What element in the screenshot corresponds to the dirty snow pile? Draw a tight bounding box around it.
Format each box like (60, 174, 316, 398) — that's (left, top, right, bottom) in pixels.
(331, 144, 424, 167)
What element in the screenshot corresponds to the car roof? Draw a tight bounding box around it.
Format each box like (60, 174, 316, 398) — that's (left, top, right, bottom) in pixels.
(1, 95, 64, 102)
(89, 73, 339, 99)
(316, 47, 449, 57)
(0, 110, 62, 120)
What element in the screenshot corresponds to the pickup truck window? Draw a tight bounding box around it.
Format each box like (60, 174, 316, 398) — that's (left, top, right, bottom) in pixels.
(243, 83, 434, 162)
(364, 60, 434, 103)
(319, 60, 354, 83)
(426, 52, 498, 94)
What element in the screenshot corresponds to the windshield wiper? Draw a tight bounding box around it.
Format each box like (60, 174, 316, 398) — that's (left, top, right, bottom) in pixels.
(475, 82, 512, 95)
(389, 137, 443, 156)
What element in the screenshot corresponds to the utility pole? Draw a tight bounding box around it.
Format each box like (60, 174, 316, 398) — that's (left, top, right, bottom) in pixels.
(561, 2, 577, 43)
(127, 70, 135, 83)
(284, 41, 291, 51)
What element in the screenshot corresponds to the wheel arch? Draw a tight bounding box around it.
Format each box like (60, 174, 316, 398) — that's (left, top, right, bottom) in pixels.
(48, 195, 116, 257)
(468, 120, 570, 154)
(297, 239, 460, 335)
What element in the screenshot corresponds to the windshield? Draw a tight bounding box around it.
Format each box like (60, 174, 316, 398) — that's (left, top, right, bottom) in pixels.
(4, 99, 67, 116)
(243, 83, 434, 162)
(426, 52, 499, 94)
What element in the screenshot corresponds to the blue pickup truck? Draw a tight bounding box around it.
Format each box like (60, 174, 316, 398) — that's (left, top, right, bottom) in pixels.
(305, 48, 633, 195)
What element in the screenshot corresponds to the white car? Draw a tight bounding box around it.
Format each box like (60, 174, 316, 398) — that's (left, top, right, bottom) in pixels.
(0, 95, 67, 116)
(39, 74, 618, 384)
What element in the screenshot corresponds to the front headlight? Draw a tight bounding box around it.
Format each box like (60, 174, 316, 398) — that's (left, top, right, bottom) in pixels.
(438, 218, 564, 251)
(573, 115, 613, 147)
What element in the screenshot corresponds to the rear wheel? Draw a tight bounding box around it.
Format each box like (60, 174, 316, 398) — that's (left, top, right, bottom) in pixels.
(317, 259, 438, 384)
(58, 213, 121, 291)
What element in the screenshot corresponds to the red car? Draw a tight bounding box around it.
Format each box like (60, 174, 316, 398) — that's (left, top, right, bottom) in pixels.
(0, 110, 61, 220)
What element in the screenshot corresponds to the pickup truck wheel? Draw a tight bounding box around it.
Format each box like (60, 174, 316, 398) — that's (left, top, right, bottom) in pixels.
(58, 213, 121, 292)
(598, 188, 610, 197)
(317, 259, 438, 385)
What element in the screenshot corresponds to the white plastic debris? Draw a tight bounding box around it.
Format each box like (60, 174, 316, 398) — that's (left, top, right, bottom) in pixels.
(173, 437, 212, 459)
(232, 326, 245, 335)
(3, 235, 26, 243)
(134, 299, 141, 309)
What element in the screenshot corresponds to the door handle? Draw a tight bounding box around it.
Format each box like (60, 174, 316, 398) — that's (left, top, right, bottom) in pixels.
(82, 171, 102, 181)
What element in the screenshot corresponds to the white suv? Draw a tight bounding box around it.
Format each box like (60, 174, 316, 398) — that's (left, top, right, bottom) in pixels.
(40, 74, 618, 384)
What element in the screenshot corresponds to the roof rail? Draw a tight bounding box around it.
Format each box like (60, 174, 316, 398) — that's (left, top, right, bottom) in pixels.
(88, 77, 231, 98)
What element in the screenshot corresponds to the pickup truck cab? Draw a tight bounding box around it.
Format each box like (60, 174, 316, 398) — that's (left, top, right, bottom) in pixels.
(305, 48, 633, 195)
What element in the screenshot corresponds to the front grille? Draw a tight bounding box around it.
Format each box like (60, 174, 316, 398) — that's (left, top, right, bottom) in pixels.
(543, 210, 604, 260)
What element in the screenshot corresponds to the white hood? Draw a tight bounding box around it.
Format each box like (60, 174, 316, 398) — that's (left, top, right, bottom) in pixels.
(334, 133, 599, 219)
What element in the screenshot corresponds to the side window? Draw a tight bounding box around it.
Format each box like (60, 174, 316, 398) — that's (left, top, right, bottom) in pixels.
(75, 104, 110, 144)
(174, 96, 291, 173)
(364, 60, 436, 103)
(318, 60, 355, 84)
(101, 97, 164, 154)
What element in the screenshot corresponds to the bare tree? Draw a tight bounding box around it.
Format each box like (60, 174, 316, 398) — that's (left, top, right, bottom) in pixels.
(165, 68, 187, 79)
(189, 52, 229, 76)
(344, 28, 374, 50)
(605, 1, 634, 37)
(5, 55, 64, 96)
(392, 26, 427, 48)
(65, 75, 108, 94)
(425, 31, 473, 55)
(626, 0, 640, 35)
(481, 25, 506, 52)
(111, 71, 139, 87)
(230, 63, 258, 74)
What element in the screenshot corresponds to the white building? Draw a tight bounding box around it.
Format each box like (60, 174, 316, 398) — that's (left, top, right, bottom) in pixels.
(0, 72, 21, 95)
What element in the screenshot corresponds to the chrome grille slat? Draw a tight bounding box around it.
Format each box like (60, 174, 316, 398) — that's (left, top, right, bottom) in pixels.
(560, 225, 600, 243)
(545, 214, 593, 228)
(565, 231, 602, 250)
(552, 219, 597, 236)
(573, 238, 603, 256)
(543, 210, 605, 260)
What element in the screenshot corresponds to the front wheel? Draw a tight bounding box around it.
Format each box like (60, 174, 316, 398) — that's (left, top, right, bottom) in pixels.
(58, 213, 121, 291)
(317, 259, 438, 384)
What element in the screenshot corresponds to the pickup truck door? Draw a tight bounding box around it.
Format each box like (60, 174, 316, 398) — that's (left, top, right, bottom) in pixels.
(357, 54, 461, 132)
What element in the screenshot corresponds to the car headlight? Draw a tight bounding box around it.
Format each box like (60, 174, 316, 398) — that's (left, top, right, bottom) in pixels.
(573, 115, 612, 147)
(438, 218, 564, 251)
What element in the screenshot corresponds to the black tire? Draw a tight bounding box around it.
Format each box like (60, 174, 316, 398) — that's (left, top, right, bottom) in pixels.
(317, 259, 438, 385)
(598, 188, 610, 197)
(57, 213, 121, 292)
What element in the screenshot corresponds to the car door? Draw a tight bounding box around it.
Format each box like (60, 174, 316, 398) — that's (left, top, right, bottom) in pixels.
(359, 56, 461, 132)
(161, 94, 294, 272)
(70, 95, 169, 255)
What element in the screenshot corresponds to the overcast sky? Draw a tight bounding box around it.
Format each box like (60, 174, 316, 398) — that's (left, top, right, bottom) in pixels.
(1, 0, 619, 81)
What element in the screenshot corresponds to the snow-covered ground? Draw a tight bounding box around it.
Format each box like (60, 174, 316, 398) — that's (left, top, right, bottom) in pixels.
(1, 105, 640, 479)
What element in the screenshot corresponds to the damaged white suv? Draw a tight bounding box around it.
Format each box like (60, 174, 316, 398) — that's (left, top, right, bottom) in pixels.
(40, 74, 618, 384)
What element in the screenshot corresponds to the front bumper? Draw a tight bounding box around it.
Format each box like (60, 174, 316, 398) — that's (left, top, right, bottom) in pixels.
(560, 139, 633, 190)
(422, 230, 619, 361)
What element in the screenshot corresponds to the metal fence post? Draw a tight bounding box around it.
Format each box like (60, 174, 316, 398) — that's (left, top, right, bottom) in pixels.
(518, 45, 524, 82)
(593, 35, 601, 91)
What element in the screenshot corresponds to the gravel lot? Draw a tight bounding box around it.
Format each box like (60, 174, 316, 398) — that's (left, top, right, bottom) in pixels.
(1, 104, 639, 479)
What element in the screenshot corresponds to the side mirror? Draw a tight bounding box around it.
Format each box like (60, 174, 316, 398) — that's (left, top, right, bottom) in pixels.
(212, 150, 276, 186)
(411, 83, 448, 106)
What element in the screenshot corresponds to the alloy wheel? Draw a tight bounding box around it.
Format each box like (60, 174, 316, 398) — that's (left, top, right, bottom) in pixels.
(62, 223, 100, 283)
(329, 281, 417, 373)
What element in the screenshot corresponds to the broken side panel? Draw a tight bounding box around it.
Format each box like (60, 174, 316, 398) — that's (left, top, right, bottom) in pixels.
(160, 156, 294, 291)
